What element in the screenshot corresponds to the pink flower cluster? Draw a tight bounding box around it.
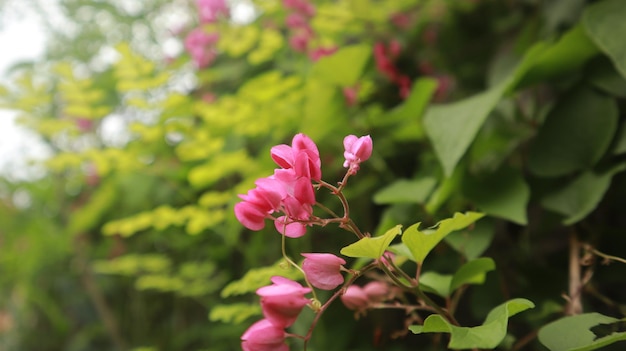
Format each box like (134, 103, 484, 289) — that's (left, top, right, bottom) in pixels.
(183, 0, 229, 69)
(241, 255, 348, 350)
(373, 40, 412, 99)
(282, 0, 336, 61)
(234, 134, 321, 238)
(184, 28, 220, 68)
(196, 0, 229, 23)
(241, 276, 311, 351)
(341, 281, 391, 312)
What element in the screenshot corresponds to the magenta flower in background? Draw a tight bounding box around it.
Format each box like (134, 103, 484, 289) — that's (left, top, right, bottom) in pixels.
(363, 281, 390, 302)
(241, 319, 289, 351)
(340, 285, 369, 311)
(184, 28, 219, 68)
(196, 0, 229, 23)
(343, 135, 373, 173)
(302, 253, 346, 290)
(256, 276, 311, 328)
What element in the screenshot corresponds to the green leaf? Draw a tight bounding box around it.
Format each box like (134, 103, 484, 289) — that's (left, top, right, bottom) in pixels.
(424, 80, 509, 177)
(209, 303, 262, 325)
(517, 24, 599, 87)
(340, 225, 402, 259)
(463, 166, 530, 225)
(311, 44, 371, 87)
(450, 257, 496, 292)
(444, 219, 495, 260)
(528, 86, 618, 177)
(385, 78, 438, 140)
(419, 258, 494, 298)
(541, 164, 626, 225)
(419, 272, 453, 297)
(539, 313, 626, 351)
(402, 212, 485, 264)
(583, 0, 626, 79)
(587, 57, 626, 98)
(373, 177, 437, 204)
(410, 298, 535, 349)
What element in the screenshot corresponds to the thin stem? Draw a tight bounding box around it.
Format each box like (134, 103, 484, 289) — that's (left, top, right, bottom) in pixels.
(302, 262, 377, 351)
(589, 247, 626, 265)
(281, 232, 318, 302)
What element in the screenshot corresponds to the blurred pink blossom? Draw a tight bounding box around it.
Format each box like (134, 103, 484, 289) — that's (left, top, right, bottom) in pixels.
(341, 285, 369, 310)
(196, 0, 229, 23)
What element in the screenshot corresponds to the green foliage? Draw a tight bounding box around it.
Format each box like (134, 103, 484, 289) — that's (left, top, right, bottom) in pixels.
(410, 298, 535, 349)
(401, 212, 484, 264)
(539, 313, 626, 351)
(2, 0, 626, 350)
(420, 258, 495, 298)
(340, 225, 402, 259)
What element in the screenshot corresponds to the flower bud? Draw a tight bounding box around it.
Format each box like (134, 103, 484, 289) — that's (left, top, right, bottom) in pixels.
(340, 285, 369, 311)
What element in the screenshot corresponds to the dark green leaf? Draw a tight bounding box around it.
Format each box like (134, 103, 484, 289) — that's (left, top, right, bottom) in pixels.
(583, 0, 626, 79)
(463, 166, 530, 225)
(373, 177, 437, 204)
(541, 164, 626, 225)
(410, 298, 534, 349)
(528, 86, 618, 177)
(538, 313, 626, 351)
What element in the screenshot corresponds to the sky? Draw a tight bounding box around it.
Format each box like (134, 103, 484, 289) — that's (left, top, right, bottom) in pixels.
(0, 11, 51, 180)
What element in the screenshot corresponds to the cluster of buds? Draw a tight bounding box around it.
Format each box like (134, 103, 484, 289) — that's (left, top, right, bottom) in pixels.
(235, 134, 374, 350)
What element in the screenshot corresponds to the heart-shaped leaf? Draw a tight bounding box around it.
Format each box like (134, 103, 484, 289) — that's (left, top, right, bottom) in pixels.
(402, 212, 485, 264)
(340, 225, 402, 259)
(410, 298, 535, 349)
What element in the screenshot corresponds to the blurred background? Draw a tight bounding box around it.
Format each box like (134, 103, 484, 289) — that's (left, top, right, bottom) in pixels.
(1, 0, 625, 350)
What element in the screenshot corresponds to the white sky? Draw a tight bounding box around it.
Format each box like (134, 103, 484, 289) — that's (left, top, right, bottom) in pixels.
(0, 14, 51, 180)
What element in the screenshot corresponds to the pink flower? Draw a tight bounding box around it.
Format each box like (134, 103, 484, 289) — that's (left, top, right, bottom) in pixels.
(343, 135, 373, 173)
(197, 0, 229, 23)
(241, 319, 288, 351)
(234, 201, 268, 231)
(340, 285, 369, 310)
(363, 281, 390, 302)
(257, 276, 311, 327)
(285, 13, 308, 29)
(283, 0, 315, 17)
(289, 31, 311, 53)
(342, 86, 359, 107)
(271, 133, 321, 180)
(184, 28, 220, 68)
(302, 253, 346, 290)
(274, 216, 308, 238)
(309, 46, 337, 61)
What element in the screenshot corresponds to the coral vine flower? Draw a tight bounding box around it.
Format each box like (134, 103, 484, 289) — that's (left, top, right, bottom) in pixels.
(343, 135, 373, 173)
(363, 281, 390, 302)
(302, 253, 346, 290)
(341, 285, 370, 311)
(271, 133, 321, 180)
(241, 319, 289, 351)
(256, 276, 312, 327)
